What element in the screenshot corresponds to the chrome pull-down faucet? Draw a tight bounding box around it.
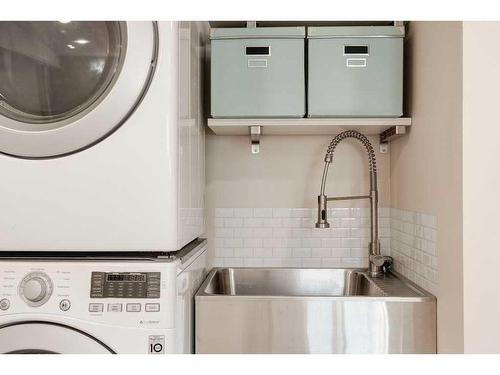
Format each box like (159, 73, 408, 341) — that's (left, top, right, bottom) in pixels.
(315, 130, 392, 277)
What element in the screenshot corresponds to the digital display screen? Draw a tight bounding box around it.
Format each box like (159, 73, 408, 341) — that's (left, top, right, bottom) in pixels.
(91, 272, 160, 299)
(106, 274, 146, 282)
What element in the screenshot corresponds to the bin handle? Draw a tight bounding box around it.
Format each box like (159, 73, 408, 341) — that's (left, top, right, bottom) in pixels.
(344, 45, 369, 56)
(245, 46, 271, 56)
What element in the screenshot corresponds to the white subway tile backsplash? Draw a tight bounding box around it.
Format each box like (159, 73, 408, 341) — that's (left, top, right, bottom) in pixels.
(359, 217, 371, 228)
(253, 208, 273, 218)
(234, 227, 253, 238)
(213, 257, 224, 266)
(327, 218, 342, 228)
(331, 228, 350, 238)
(263, 258, 283, 267)
(379, 217, 391, 228)
(321, 258, 343, 267)
(216, 247, 234, 257)
(282, 238, 302, 248)
(234, 248, 253, 257)
(311, 228, 328, 237)
(234, 208, 254, 218)
(214, 238, 224, 247)
(379, 227, 391, 237)
(332, 248, 351, 258)
(215, 208, 233, 218)
(379, 208, 391, 218)
(263, 218, 283, 228)
(244, 218, 263, 228)
(244, 258, 263, 267)
(282, 218, 302, 228)
(332, 208, 350, 218)
(291, 208, 312, 218)
(349, 228, 370, 238)
(301, 238, 321, 248)
(292, 248, 311, 258)
(390, 208, 438, 295)
(224, 238, 243, 248)
(349, 248, 367, 258)
(282, 258, 302, 267)
(224, 218, 243, 228)
(421, 213, 437, 229)
(341, 218, 358, 228)
(321, 238, 342, 248)
(211, 207, 437, 295)
(253, 227, 273, 238)
(224, 258, 243, 267)
(263, 238, 282, 248)
(243, 238, 263, 248)
(341, 258, 366, 268)
(215, 227, 233, 238)
(273, 248, 292, 257)
(273, 228, 293, 238)
(349, 208, 362, 218)
(311, 248, 332, 258)
(254, 248, 273, 258)
(341, 238, 361, 248)
(292, 228, 311, 238)
(302, 258, 323, 268)
(273, 208, 292, 218)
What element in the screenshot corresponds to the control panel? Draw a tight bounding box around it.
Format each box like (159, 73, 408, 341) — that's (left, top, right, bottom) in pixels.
(90, 272, 161, 298)
(0, 260, 175, 329)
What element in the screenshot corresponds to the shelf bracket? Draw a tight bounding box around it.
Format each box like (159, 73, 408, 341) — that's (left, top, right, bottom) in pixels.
(379, 125, 408, 153)
(394, 21, 405, 37)
(249, 125, 262, 154)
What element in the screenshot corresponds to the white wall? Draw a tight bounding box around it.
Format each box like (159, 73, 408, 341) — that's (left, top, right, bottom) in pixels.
(390, 21, 463, 353)
(205, 134, 391, 265)
(462, 21, 500, 354)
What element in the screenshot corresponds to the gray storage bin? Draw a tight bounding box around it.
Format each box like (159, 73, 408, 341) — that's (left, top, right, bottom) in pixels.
(308, 26, 404, 117)
(210, 27, 306, 118)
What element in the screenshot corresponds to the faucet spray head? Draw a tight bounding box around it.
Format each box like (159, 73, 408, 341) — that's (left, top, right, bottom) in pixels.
(315, 195, 330, 229)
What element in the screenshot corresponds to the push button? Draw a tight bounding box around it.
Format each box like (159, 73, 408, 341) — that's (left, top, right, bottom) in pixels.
(89, 303, 104, 312)
(0, 298, 10, 311)
(59, 299, 71, 311)
(126, 303, 141, 312)
(107, 303, 122, 312)
(145, 303, 160, 312)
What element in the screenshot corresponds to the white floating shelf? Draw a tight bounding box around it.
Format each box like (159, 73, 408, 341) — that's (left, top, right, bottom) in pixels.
(208, 117, 412, 136)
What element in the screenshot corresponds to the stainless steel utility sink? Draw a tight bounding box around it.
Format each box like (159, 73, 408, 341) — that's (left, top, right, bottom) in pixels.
(207, 268, 388, 297)
(195, 268, 436, 354)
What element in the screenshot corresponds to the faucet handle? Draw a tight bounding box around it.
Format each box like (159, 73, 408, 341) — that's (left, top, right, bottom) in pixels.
(370, 254, 393, 268)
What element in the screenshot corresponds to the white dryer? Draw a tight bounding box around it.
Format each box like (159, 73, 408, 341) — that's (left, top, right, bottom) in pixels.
(0, 239, 208, 354)
(0, 21, 208, 252)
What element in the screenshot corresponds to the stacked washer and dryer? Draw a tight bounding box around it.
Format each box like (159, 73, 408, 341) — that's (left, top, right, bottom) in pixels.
(0, 21, 210, 353)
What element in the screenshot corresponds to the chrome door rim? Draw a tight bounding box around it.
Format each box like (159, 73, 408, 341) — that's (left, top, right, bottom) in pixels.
(0, 21, 158, 159)
(0, 321, 115, 354)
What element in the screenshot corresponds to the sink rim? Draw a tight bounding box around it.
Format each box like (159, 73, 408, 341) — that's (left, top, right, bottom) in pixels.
(196, 267, 436, 302)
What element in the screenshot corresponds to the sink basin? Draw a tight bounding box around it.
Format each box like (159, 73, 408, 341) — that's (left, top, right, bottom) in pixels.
(195, 268, 436, 354)
(207, 268, 388, 297)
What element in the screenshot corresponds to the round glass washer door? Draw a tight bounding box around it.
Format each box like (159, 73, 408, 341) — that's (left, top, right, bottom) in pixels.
(0, 21, 156, 158)
(0, 322, 114, 354)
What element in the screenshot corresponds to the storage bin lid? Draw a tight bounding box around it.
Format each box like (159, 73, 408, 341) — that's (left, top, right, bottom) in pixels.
(308, 26, 404, 38)
(210, 27, 306, 40)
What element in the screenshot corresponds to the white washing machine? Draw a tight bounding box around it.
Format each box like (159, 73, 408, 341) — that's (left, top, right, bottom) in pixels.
(0, 21, 208, 252)
(0, 239, 208, 354)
